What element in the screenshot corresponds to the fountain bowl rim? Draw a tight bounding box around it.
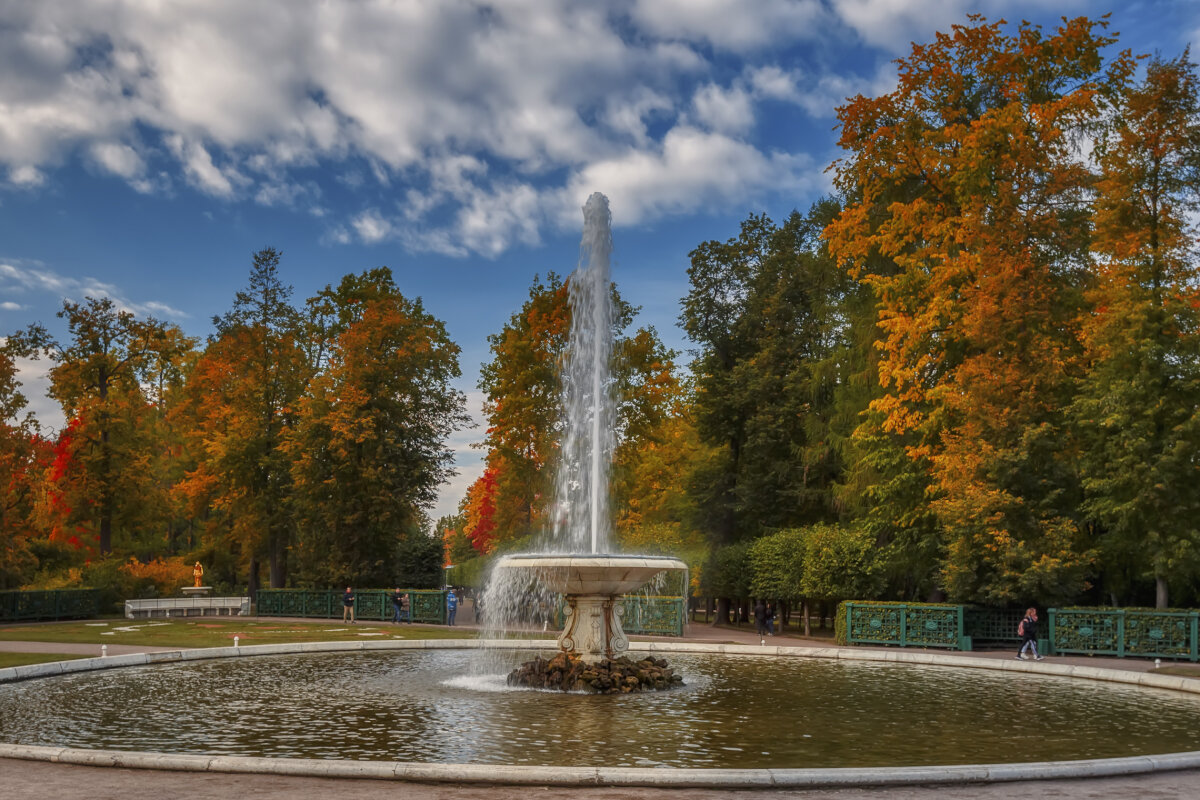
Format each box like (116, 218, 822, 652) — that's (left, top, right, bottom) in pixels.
(3, 640, 1199, 788)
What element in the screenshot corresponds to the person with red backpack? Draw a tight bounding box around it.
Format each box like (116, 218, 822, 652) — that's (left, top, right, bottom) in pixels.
(1016, 607, 1044, 660)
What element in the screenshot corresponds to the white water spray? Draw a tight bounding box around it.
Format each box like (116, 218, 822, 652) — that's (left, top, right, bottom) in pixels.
(555, 192, 615, 555)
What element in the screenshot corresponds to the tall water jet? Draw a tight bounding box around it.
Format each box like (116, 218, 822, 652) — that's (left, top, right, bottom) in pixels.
(556, 192, 615, 554)
(484, 192, 686, 673)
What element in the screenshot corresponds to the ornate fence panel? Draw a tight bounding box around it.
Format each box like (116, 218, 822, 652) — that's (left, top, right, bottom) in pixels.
(257, 589, 447, 624)
(1124, 611, 1197, 660)
(1049, 608, 1124, 657)
(409, 590, 447, 624)
(355, 591, 388, 621)
(0, 589, 100, 622)
(844, 602, 969, 650)
(1050, 608, 1200, 661)
(623, 596, 685, 637)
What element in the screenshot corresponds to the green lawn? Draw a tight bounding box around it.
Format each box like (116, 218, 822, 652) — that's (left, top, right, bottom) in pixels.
(0, 618, 477, 649)
(0, 652, 89, 669)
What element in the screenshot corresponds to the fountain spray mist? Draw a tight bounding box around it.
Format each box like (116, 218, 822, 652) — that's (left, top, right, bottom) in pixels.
(555, 192, 615, 555)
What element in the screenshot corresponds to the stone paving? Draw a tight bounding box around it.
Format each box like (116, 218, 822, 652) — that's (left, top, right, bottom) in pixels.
(1, 615, 1197, 798)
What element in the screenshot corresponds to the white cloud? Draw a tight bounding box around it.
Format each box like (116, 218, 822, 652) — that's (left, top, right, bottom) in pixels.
(90, 142, 145, 179)
(829, 0, 1086, 52)
(1, 301, 23, 310)
(691, 83, 755, 136)
(11, 354, 64, 433)
(0, 0, 873, 254)
(561, 125, 816, 227)
(8, 165, 45, 187)
(351, 210, 393, 244)
(0, 260, 188, 320)
(630, 0, 830, 51)
(165, 134, 241, 197)
(748, 63, 898, 117)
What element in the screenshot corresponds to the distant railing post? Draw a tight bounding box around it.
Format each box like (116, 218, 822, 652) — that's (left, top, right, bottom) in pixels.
(899, 604, 908, 647)
(1117, 609, 1126, 659)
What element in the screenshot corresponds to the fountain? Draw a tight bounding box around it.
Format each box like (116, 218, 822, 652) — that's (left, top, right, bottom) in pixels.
(485, 192, 686, 673)
(7, 194, 1200, 788)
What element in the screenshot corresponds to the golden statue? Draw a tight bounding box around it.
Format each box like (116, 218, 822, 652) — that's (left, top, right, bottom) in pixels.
(193, 561, 204, 587)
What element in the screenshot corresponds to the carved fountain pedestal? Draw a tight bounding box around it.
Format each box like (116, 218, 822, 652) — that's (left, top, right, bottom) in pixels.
(496, 554, 686, 664)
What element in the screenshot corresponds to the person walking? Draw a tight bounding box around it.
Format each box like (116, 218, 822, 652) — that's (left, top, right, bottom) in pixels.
(754, 598, 768, 637)
(1016, 607, 1043, 660)
(446, 588, 458, 626)
(343, 586, 356, 624)
(391, 588, 404, 624)
(400, 591, 410, 623)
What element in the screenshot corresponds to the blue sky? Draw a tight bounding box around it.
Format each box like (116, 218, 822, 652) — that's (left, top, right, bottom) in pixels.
(1, 0, 1197, 521)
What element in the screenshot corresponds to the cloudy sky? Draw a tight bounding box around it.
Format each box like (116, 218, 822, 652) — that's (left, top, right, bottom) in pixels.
(1, 0, 1196, 521)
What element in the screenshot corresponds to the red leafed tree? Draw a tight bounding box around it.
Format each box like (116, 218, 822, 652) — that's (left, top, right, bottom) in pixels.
(463, 467, 499, 555)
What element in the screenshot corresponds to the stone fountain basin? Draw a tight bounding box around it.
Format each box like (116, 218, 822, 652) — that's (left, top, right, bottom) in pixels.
(495, 554, 686, 595)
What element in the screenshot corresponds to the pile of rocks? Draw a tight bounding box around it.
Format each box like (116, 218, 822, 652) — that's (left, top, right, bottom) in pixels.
(507, 652, 684, 693)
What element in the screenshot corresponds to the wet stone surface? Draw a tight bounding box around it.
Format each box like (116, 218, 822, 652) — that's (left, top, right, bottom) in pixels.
(507, 652, 684, 693)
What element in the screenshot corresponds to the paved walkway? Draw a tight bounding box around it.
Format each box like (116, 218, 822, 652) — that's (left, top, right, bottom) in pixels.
(2, 616, 1198, 798)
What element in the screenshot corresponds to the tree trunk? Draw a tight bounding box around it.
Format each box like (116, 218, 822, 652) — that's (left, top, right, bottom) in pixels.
(1156, 574, 1169, 609)
(269, 533, 286, 588)
(714, 597, 731, 625)
(802, 599, 811, 637)
(247, 557, 260, 602)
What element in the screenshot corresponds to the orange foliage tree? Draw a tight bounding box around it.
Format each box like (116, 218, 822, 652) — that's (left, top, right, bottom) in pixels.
(827, 16, 1136, 604)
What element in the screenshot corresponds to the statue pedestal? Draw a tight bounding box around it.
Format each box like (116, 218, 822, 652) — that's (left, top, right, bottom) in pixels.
(182, 586, 212, 598)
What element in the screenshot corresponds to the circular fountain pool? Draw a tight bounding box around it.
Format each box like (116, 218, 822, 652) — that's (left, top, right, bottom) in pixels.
(3, 647, 1199, 769)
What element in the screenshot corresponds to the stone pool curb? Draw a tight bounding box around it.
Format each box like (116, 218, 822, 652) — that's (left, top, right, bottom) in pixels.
(3, 639, 1200, 788)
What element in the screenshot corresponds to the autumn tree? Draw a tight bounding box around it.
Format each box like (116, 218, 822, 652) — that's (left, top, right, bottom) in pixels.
(0, 335, 50, 586)
(477, 274, 570, 543)
(477, 273, 681, 550)
(287, 269, 468, 587)
(23, 298, 188, 555)
(212, 248, 307, 590)
(826, 16, 1136, 605)
(1073, 52, 1200, 608)
(461, 466, 500, 555)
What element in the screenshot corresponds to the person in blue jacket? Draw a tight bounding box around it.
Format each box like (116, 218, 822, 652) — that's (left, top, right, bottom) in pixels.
(446, 588, 458, 626)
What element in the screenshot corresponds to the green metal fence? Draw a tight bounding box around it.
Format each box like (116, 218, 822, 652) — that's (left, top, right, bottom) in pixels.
(0, 589, 100, 622)
(1049, 608, 1200, 661)
(843, 602, 971, 650)
(550, 595, 687, 637)
(840, 602, 1200, 660)
(623, 596, 686, 637)
(257, 589, 447, 624)
(963, 607, 1024, 645)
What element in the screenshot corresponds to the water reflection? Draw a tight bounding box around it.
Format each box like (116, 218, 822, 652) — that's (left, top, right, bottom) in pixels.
(1, 650, 1197, 768)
